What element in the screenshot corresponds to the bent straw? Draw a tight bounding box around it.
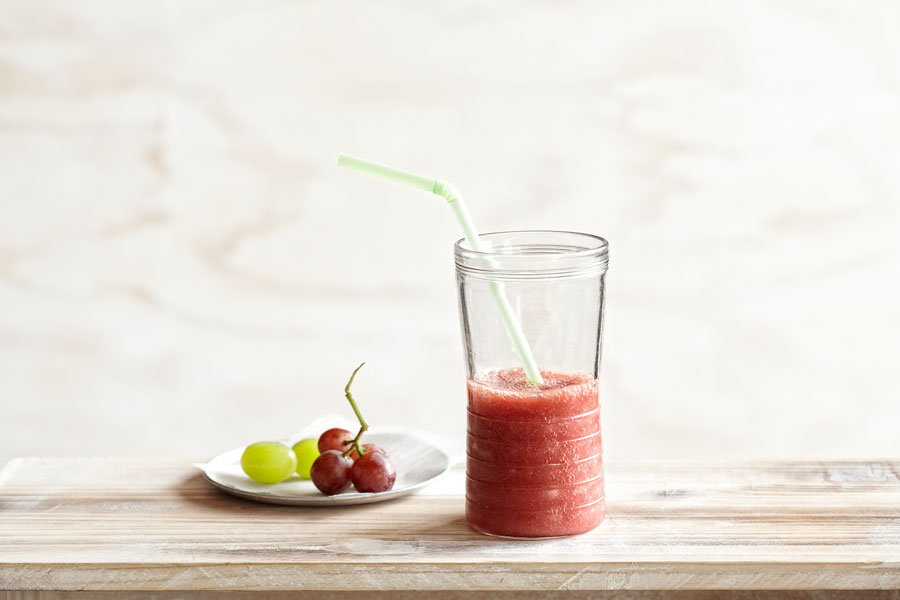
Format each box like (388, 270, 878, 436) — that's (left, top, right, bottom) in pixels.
(337, 153, 544, 385)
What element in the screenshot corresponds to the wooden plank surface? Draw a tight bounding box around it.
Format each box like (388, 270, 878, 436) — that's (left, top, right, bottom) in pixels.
(4, 593, 900, 600)
(1, 458, 899, 591)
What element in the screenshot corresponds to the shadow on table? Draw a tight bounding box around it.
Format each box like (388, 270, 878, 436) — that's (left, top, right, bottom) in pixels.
(176, 472, 473, 536)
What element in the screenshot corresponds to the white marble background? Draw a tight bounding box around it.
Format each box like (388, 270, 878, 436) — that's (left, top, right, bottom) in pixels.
(1, 0, 898, 466)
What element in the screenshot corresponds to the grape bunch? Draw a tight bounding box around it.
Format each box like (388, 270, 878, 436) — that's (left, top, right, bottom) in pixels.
(239, 363, 397, 495)
(312, 427, 394, 494)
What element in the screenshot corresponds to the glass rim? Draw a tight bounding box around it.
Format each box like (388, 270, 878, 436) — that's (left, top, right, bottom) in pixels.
(454, 230, 608, 259)
(454, 230, 609, 280)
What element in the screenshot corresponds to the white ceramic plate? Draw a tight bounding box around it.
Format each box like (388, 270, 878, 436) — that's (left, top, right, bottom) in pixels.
(197, 431, 450, 506)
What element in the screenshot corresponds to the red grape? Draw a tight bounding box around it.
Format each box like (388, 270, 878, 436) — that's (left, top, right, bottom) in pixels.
(310, 450, 352, 495)
(348, 443, 389, 462)
(318, 428, 354, 453)
(351, 451, 396, 493)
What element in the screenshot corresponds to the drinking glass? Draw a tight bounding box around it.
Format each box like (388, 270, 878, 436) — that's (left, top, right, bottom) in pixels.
(455, 230, 609, 538)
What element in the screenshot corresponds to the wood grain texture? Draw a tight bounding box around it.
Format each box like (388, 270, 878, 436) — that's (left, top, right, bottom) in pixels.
(1, 459, 899, 591)
(4, 593, 900, 600)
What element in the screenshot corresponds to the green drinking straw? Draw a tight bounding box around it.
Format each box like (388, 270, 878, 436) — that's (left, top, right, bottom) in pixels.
(337, 153, 544, 386)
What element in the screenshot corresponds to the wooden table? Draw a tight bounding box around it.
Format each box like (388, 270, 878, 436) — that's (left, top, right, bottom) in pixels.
(2, 458, 899, 599)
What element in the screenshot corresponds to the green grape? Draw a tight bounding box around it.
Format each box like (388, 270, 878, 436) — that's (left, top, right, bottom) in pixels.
(241, 441, 297, 484)
(292, 438, 320, 480)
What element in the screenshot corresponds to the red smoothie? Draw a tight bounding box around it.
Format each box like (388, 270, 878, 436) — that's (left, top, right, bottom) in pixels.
(466, 368, 605, 538)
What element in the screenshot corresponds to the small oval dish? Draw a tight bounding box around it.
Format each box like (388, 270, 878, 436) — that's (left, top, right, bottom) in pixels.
(197, 431, 450, 506)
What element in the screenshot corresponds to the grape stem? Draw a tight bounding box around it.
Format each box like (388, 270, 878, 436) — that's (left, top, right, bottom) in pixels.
(341, 362, 369, 458)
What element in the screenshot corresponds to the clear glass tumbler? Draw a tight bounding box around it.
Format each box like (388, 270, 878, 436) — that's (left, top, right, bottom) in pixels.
(455, 230, 609, 538)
